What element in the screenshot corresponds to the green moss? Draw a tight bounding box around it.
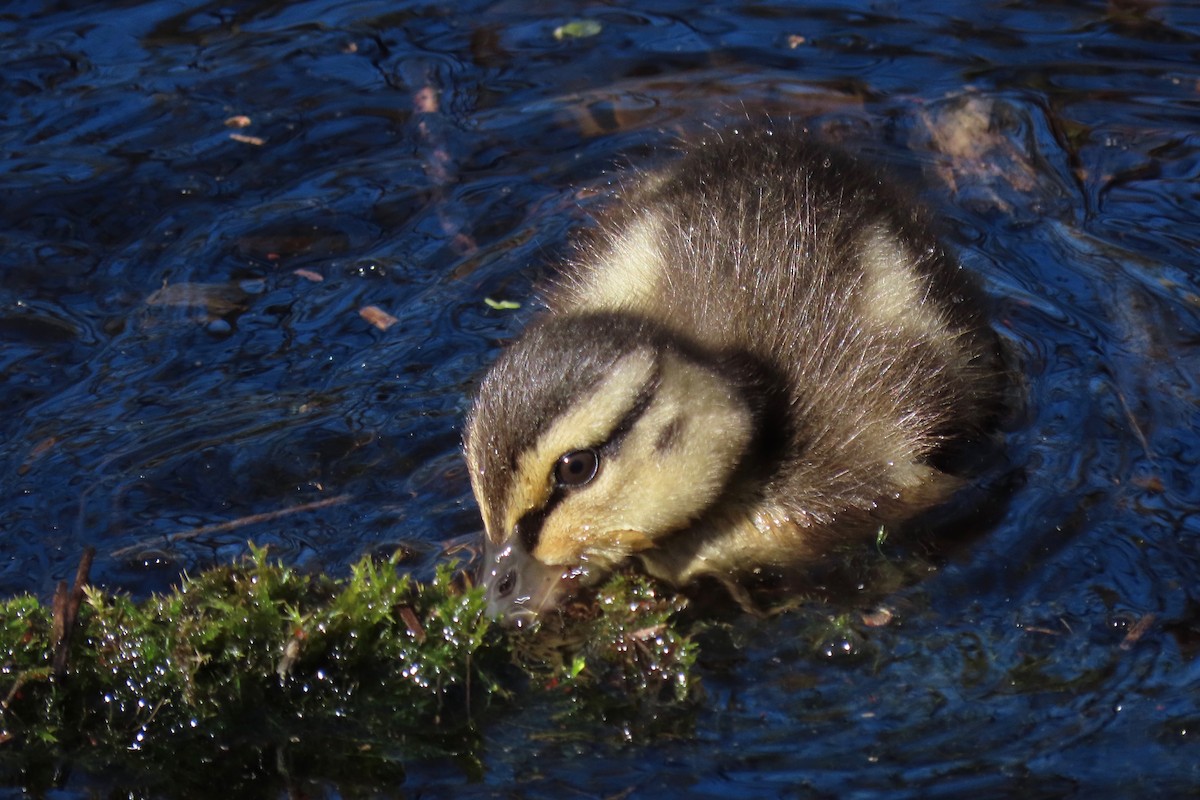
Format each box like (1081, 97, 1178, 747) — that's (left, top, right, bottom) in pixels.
(509, 572, 701, 739)
(0, 547, 699, 793)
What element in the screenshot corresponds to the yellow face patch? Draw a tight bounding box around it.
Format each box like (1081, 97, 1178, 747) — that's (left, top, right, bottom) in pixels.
(499, 348, 659, 554)
(526, 350, 753, 569)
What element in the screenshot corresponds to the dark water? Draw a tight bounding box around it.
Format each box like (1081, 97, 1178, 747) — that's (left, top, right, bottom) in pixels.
(3, 0, 1200, 796)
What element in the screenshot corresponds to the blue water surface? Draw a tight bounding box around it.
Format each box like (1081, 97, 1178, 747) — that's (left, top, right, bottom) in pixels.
(2, 0, 1200, 796)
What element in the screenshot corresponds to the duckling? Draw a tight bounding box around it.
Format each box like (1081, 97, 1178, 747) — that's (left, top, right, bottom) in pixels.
(464, 126, 1002, 625)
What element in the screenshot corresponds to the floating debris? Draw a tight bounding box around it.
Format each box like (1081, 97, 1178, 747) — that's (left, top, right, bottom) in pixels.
(554, 19, 602, 40)
(359, 305, 399, 330)
(483, 297, 521, 310)
(229, 132, 266, 146)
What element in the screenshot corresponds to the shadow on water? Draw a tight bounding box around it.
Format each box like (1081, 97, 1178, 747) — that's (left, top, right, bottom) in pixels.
(2, 0, 1200, 796)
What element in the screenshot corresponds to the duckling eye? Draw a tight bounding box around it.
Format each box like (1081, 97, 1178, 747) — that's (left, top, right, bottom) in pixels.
(555, 449, 599, 488)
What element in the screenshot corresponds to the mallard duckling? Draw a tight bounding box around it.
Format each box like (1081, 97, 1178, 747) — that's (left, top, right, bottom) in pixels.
(465, 126, 1002, 625)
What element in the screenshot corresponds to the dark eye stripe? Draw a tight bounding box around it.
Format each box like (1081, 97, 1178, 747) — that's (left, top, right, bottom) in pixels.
(518, 358, 663, 554)
(514, 505, 551, 554)
(602, 361, 662, 453)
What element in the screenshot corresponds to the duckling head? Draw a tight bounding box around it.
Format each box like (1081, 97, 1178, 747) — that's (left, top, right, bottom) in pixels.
(464, 312, 755, 626)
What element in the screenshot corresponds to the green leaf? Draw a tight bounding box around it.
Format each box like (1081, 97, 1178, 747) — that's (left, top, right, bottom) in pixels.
(553, 19, 603, 40)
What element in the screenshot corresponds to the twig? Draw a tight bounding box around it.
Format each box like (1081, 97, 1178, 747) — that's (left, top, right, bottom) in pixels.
(111, 494, 351, 558)
(52, 547, 95, 679)
(2, 667, 52, 711)
(399, 606, 427, 643)
(1114, 385, 1154, 461)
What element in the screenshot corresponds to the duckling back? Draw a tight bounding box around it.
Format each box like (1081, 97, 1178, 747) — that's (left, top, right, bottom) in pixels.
(466, 127, 1002, 622)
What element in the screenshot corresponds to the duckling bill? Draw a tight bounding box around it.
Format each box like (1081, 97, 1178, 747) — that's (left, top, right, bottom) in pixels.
(465, 126, 1003, 626)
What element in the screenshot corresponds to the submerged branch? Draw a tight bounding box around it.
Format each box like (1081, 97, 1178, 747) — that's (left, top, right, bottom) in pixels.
(110, 495, 351, 558)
